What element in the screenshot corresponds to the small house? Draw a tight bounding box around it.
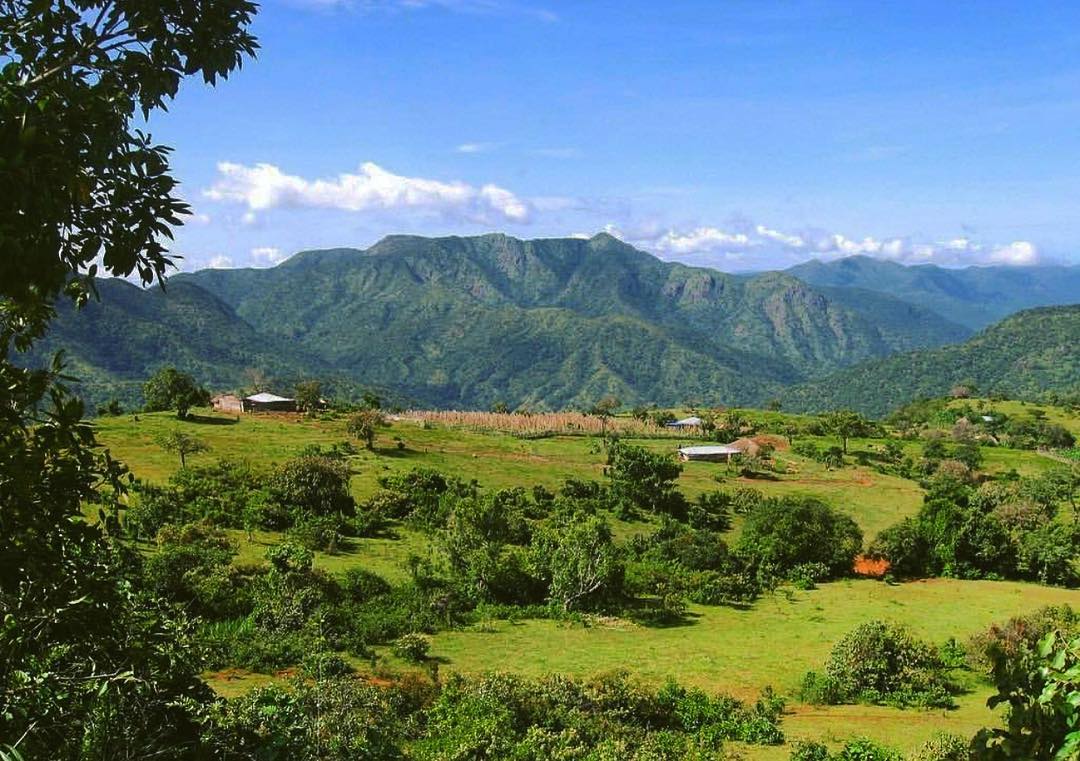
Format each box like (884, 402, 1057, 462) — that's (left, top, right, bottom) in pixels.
(243, 392, 297, 413)
(677, 445, 742, 462)
(666, 416, 704, 429)
(211, 393, 243, 414)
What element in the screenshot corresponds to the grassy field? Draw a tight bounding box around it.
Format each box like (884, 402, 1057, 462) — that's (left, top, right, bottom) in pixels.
(96, 410, 926, 539)
(97, 405, 1080, 756)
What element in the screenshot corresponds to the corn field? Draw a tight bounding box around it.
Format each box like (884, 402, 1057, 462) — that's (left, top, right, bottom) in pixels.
(395, 410, 697, 438)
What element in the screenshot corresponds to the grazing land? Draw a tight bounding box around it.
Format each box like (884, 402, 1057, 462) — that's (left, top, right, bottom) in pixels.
(93, 401, 1080, 756)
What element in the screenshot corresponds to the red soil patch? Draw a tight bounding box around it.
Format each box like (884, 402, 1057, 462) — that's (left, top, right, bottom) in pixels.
(853, 555, 890, 577)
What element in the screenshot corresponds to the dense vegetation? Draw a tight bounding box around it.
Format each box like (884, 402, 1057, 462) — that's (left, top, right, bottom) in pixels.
(28, 233, 1077, 413)
(783, 306, 1080, 417)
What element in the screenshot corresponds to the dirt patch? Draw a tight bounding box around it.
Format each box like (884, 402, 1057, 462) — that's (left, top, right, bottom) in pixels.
(751, 434, 789, 451)
(205, 667, 252, 682)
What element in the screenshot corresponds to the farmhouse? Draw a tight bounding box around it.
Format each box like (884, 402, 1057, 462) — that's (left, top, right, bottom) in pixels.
(666, 415, 703, 429)
(677, 444, 742, 462)
(210, 393, 243, 414)
(243, 392, 297, 413)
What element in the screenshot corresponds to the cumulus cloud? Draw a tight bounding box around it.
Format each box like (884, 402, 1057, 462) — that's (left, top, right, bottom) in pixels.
(208, 255, 234, 269)
(205, 161, 532, 224)
(251, 246, 288, 266)
(610, 220, 1040, 268)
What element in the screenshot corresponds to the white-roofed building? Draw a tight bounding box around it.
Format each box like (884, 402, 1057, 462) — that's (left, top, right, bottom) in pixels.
(677, 444, 742, 462)
(243, 392, 297, 412)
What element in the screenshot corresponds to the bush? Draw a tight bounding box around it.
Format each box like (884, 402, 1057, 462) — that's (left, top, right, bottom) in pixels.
(392, 633, 430, 662)
(606, 443, 687, 519)
(909, 732, 968, 761)
(270, 455, 356, 522)
(737, 497, 863, 580)
(804, 621, 955, 709)
(340, 568, 392, 604)
(301, 650, 353, 678)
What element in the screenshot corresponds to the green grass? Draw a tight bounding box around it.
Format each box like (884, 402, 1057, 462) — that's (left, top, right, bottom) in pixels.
(420, 578, 1080, 758)
(96, 410, 927, 541)
(105, 406, 1080, 755)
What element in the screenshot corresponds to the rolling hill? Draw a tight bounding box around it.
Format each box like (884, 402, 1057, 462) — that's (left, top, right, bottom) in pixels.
(780, 304, 1080, 417)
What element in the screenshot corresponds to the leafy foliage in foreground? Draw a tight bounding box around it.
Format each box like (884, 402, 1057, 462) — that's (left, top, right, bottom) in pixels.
(204, 670, 784, 760)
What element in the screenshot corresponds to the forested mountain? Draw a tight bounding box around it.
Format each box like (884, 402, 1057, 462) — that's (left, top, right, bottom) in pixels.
(781, 305, 1080, 417)
(786, 255, 1080, 330)
(28, 234, 1080, 412)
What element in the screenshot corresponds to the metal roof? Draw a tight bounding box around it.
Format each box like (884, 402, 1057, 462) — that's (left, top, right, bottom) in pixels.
(245, 392, 295, 403)
(667, 416, 704, 427)
(678, 445, 741, 455)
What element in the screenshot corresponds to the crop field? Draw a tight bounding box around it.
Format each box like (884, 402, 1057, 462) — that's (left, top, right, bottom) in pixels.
(94, 403, 1080, 757)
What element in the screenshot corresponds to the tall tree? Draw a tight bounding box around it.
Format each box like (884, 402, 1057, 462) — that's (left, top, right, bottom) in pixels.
(143, 366, 210, 418)
(346, 409, 386, 450)
(0, 1, 257, 756)
(294, 380, 323, 414)
(824, 409, 873, 454)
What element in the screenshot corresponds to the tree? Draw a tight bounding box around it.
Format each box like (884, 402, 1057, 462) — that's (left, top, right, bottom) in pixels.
(0, 1, 256, 755)
(531, 513, 623, 612)
(606, 443, 687, 519)
(736, 497, 863, 579)
(347, 409, 386, 450)
(270, 455, 356, 521)
(589, 395, 621, 440)
(824, 410, 873, 454)
(294, 380, 323, 414)
(155, 430, 209, 468)
(143, 367, 210, 419)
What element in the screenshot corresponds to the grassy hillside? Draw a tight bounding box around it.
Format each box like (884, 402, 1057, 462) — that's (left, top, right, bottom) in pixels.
(782, 305, 1080, 417)
(93, 404, 1080, 758)
(787, 255, 1080, 330)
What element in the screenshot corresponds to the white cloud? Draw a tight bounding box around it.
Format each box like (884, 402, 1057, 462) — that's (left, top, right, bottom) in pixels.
(608, 220, 1041, 268)
(251, 246, 288, 266)
(456, 142, 498, 154)
(188, 212, 213, 226)
(208, 255, 234, 269)
(205, 161, 532, 224)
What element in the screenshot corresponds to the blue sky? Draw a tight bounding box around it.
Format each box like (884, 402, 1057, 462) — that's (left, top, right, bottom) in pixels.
(157, 0, 1080, 272)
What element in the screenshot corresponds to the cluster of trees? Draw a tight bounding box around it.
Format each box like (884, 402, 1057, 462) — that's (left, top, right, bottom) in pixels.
(203, 670, 784, 759)
(871, 464, 1080, 585)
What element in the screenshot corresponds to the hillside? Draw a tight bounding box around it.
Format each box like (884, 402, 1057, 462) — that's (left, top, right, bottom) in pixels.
(786, 255, 1080, 330)
(35, 233, 957, 410)
(30, 234, 1080, 411)
(781, 304, 1080, 417)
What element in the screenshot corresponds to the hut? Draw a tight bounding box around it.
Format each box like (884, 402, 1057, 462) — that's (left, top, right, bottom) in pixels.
(677, 445, 742, 462)
(211, 393, 243, 414)
(243, 392, 297, 413)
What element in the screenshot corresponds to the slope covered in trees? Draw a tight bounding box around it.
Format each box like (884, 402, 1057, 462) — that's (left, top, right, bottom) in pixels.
(781, 305, 1080, 417)
(35, 233, 1005, 410)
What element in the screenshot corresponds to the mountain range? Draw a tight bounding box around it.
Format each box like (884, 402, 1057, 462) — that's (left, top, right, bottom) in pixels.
(27, 233, 1080, 415)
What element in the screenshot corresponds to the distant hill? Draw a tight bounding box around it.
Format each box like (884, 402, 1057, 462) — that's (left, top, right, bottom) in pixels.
(781, 305, 1080, 417)
(27, 234, 1080, 412)
(786, 256, 1080, 330)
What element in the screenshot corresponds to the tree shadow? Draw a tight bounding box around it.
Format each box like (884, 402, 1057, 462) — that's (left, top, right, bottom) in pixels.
(184, 414, 239, 426)
(374, 446, 419, 459)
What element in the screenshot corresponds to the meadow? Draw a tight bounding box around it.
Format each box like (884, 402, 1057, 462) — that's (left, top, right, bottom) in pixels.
(94, 403, 1079, 757)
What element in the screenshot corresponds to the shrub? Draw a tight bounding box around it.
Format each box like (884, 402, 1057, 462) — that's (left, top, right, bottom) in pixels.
(392, 633, 430, 662)
(270, 455, 356, 522)
(806, 621, 955, 709)
(605, 443, 687, 519)
(737, 497, 863, 580)
(340, 568, 392, 604)
(687, 491, 732, 532)
(909, 732, 968, 761)
(301, 650, 353, 678)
